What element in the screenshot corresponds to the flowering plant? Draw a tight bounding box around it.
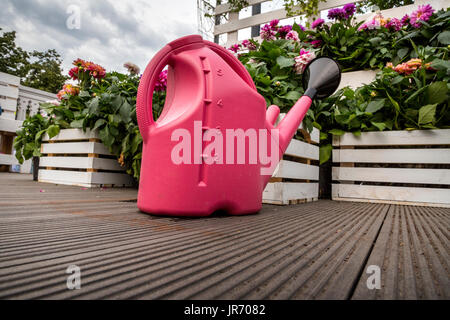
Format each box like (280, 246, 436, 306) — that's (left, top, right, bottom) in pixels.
(313, 45, 449, 163)
(15, 59, 168, 181)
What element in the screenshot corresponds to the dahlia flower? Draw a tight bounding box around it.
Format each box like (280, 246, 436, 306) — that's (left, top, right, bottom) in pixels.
(278, 25, 293, 38)
(312, 18, 324, 29)
(228, 44, 240, 53)
(260, 23, 276, 40)
(385, 18, 402, 31)
(241, 39, 257, 51)
(310, 40, 322, 48)
(410, 5, 434, 28)
(57, 84, 80, 100)
(294, 49, 316, 74)
(155, 70, 168, 91)
(285, 30, 299, 41)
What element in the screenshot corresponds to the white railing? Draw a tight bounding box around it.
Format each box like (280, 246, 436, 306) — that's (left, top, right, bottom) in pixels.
(214, 0, 449, 47)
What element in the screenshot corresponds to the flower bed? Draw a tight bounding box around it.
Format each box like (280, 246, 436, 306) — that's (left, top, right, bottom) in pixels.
(38, 129, 133, 187)
(332, 129, 450, 207)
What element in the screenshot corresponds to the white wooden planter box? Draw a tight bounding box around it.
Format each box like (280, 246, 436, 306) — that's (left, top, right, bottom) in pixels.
(332, 129, 450, 207)
(38, 129, 134, 188)
(263, 114, 320, 205)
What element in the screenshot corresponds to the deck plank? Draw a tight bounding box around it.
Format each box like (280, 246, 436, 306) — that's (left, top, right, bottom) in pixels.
(0, 173, 448, 300)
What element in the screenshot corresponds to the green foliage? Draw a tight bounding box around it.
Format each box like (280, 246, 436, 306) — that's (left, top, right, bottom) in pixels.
(14, 69, 166, 181)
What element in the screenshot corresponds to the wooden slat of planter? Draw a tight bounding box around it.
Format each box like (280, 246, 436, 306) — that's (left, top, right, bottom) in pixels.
(263, 182, 318, 205)
(332, 167, 450, 185)
(284, 138, 319, 160)
(41, 142, 110, 155)
(273, 160, 319, 180)
(332, 184, 450, 206)
(42, 128, 99, 141)
(333, 129, 450, 147)
(39, 156, 124, 171)
(38, 169, 133, 187)
(333, 148, 450, 164)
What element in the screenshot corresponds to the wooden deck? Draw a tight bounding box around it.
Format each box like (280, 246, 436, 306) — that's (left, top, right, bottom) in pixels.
(0, 173, 448, 300)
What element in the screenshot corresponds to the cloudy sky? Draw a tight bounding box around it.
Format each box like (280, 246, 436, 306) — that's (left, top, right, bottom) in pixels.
(0, 0, 198, 74)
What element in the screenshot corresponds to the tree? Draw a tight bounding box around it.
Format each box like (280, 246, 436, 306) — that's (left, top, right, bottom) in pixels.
(0, 28, 68, 94)
(0, 28, 29, 78)
(22, 49, 68, 94)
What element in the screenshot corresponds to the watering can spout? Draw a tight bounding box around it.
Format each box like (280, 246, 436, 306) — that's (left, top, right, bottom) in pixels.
(263, 57, 341, 186)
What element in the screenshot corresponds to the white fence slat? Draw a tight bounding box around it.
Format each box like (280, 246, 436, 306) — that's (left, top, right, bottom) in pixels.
(284, 138, 319, 160)
(263, 182, 318, 204)
(0, 119, 23, 133)
(274, 160, 319, 180)
(42, 128, 99, 141)
(333, 148, 450, 164)
(41, 142, 110, 155)
(332, 167, 450, 185)
(333, 129, 450, 147)
(333, 184, 450, 206)
(39, 156, 124, 171)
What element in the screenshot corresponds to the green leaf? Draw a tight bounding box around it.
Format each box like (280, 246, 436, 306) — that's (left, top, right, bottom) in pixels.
(70, 119, 84, 128)
(320, 132, 328, 140)
(425, 82, 448, 105)
(397, 48, 409, 59)
(391, 75, 404, 85)
(284, 91, 302, 100)
(365, 99, 385, 114)
(93, 119, 107, 131)
(47, 125, 60, 138)
(437, 30, 450, 45)
(371, 122, 386, 131)
(328, 129, 346, 136)
(418, 104, 437, 125)
(276, 56, 295, 69)
(319, 144, 332, 165)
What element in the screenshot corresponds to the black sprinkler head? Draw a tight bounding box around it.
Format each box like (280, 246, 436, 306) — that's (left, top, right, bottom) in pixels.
(303, 57, 341, 99)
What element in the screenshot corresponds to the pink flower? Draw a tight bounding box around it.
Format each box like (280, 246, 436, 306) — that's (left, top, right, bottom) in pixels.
(228, 44, 240, 53)
(155, 70, 167, 91)
(410, 4, 434, 28)
(312, 18, 324, 29)
(278, 25, 292, 38)
(294, 49, 316, 74)
(311, 40, 322, 48)
(68, 67, 79, 80)
(385, 18, 402, 31)
(241, 39, 257, 50)
(401, 14, 410, 26)
(285, 30, 299, 41)
(260, 24, 276, 40)
(269, 19, 279, 29)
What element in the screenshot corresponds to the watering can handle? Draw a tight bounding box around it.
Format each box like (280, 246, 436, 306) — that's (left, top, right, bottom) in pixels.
(137, 35, 256, 141)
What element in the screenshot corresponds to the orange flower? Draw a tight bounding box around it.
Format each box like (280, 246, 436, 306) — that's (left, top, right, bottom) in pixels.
(406, 58, 422, 69)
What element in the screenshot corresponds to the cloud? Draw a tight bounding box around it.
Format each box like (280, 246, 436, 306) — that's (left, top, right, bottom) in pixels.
(0, 0, 198, 74)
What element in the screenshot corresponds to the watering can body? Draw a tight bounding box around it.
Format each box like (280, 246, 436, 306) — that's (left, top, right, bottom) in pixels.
(136, 35, 339, 216)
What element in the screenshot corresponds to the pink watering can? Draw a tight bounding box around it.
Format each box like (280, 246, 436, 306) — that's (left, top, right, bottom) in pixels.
(137, 35, 340, 216)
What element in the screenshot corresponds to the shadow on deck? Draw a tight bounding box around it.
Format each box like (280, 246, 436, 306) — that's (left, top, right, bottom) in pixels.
(0, 173, 448, 299)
